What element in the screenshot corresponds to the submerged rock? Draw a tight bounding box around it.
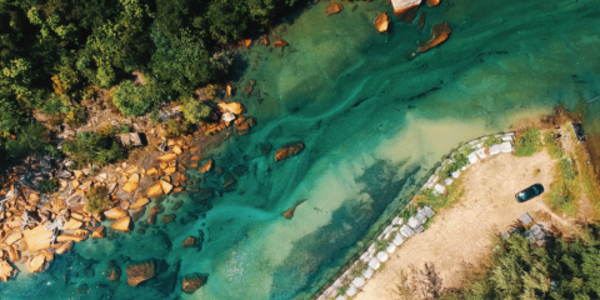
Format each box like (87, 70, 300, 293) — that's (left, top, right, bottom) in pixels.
(418, 22, 452, 53)
(199, 159, 215, 174)
(92, 226, 105, 239)
(374, 13, 390, 33)
(104, 207, 128, 220)
(162, 214, 176, 224)
(107, 260, 121, 281)
(182, 237, 196, 248)
(275, 142, 305, 162)
(325, 2, 343, 15)
(273, 40, 287, 48)
(26, 253, 46, 274)
(426, 0, 440, 6)
(111, 217, 131, 232)
(127, 260, 155, 286)
(182, 273, 208, 294)
(131, 206, 146, 221)
(55, 241, 73, 255)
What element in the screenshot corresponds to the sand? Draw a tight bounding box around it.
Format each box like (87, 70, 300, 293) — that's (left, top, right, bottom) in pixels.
(355, 150, 577, 300)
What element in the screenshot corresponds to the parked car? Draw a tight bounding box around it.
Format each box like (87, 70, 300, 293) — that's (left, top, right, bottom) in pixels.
(515, 184, 544, 202)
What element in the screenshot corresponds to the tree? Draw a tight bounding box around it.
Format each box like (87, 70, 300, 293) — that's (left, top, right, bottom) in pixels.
(112, 80, 157, 116)
(180, 99, 212, 123)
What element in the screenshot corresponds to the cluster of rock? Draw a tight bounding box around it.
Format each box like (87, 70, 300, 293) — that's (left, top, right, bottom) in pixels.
(201, 101, 256, 136)
(423, 132, 515, 194)
(318, 206, 435, 300)
(503, 212, 549, 245)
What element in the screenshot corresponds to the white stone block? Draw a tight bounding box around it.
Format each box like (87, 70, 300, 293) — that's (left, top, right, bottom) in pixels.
(444, 178, 454, 186)
(335, 296, 347, 300)
(368, 243, 376, 253)
(376, 251, 389, 262)
(434, 184, 446, 195)
(467, 152, 478, 164)
(475, 148, 487, 159)
(392, 216, 403, 225)
(386, 244, 396, 254)
(490, 144, 501, 155)
(400, 224, 415, 238)
(368, 258, 381, 270)
(383, 225, 393, 234)
(362, 267, 374, 279)
(393, 233, 404, 246)
(499, 142, 513, 153)
(352, 277, 366, 288)
(346, 284, 357, 297)
(407, 216, 419, 229)
(451, 170, 460, 179)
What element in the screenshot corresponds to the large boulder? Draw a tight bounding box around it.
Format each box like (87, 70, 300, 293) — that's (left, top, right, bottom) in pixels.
(104, 207, 128, 220)
(0, 259, 14, 282)
(426, 0, 440, 6)
(130, 198, 150, 210)
(217, 102, 245, 115)
(392, 0, 421, 18)
(26, 253, 46, 274)
(182, 273, 208, 294)
(107, 260, 122, 281)
(122, 173, 140, 193)
(418, 22, 452, 53)
(199, 159, 214, 174)
(111, 217, 131, 232)
(275, 143, 305, 162)
(23, 225, 53, 253)
(127, 260, 155, 286)
(325, 2, 343, 15)
(147, 182, 163, 198)
(374, 12, 390, 33)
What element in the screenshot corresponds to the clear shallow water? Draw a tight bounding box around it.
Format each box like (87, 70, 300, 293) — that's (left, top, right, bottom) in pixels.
(3, 0, 600, 299)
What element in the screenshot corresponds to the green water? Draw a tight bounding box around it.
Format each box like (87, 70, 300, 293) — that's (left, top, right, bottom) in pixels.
(3, 0, 600, 299)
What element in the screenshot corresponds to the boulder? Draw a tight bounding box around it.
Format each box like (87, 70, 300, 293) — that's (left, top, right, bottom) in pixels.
(3, 232, 22, 245)
(130, 198, 150, 210)
(122, 173, 140, 193)
(173, 145, 183, 155)
(147, 213, 157, 225)
(92, 226, 105, 239)
(23, 225, 53, 253)
(162, 214, 176, 224)
(182, 237, 196, 248)
(392, 0, 421, 20)
(426, 0, 440, 6)
(273, 40, 287, 48)
(107, 260, 122, 281)
(275, 142, 305, 162)
(26, 253, 46, 274)
(147, 167, 158, 176)
(374, 12, 390, 33)
(160, 180, 173, 195)
(222, 113, 236, 122)
(0, 259, 14, 282)
(418, 22, 451, 53)
(157, 153, 177, 162)
(147, 182, 164, 198)
(57, 234, 87, 243)
(55, 241, 73, 255)
(0, 244, 19, 262)
(63, 218, 83, 230)
(111, 217, 131, 232)
(182, 273, 208, 294)
(131, 207, 146, 221)
(105, 207, 128, 219)
(199, 159, 215, 174)
(325, 2, 343, 15)
(127, 260, 155, 286)
(217, 102, 245, 115)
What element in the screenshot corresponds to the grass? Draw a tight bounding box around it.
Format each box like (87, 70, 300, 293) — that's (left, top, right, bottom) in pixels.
(514, 128, 543, 157)
(573, 144, 600, 219)
(545, 157, 580, 216)
(544, 131, 564, 159)
(534, 168, 540, 176)
(441, 153, 469, 180)
(413, 178, 464, 212)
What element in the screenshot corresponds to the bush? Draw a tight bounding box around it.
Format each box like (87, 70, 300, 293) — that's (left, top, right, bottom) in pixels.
(39, 179, 59, 194)
(514, 128, 543, 157)
(545, 157, 579, 216)
(98, 125, 116, 136)
(164, 119, 191, 137)
(483, 135, 502, 148)
(150, 110, 161, 123)
(119, 125, 131, 133)
(65, 106, 87, 127)
(113, 81, 158, 116)
(441, 153, 469, 180)
(180, 99, 212, 123)
(544, 131, 564, 159)
(62, 131, 125, 167)
(85, 186, 111, 213)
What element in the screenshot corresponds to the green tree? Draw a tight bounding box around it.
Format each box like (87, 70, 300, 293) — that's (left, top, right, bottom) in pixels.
(181, 99, 212, 123)
(112, 80, 157, 116)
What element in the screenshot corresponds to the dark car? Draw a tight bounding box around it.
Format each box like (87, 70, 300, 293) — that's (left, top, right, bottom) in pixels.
(515, 184, 544, 202)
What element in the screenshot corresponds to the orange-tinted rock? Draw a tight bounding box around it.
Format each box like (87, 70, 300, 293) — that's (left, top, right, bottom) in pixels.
(127, 260, 155, 286)
(165, 166, 176, 175)
(426, 0, 440, 6)
(223, 172, 237, 188)
(26, 253, 46, 274)
(3, 232, 21, 245)
(273, 40, 287, 48)
(162, 214, 176, 224)
(418, 22, 451, 53)
(107, 260, 121, 281)
(23, 225, 53, 253)
(0, 244, 19, 262)
(147, 182, 163, 198)
(92, 226, 105, 239)
(182, 273, 208, 294)
(325, 2, 343, 15)
(173, 145, 183, 154)
(392, 0, 420, 17)
(147, 167, 158, 176)
(182, 237, 196, 248)
(57, 234, 87, 243)
(199, 159, 215, 174)
(63, 218, 83, 230)
(130, 198, 150, 210)
(418, 11, 427, 30)
(217, 102, 245, 115)
(239, 39, 252, 48)
(104, 207, 128, 219)
(160, 180, 173, 195)
(150, 204, 164, 215)
(275, 142, 305, 162)
(55, 241, 73, 255)
(157, 153, 177, 162)
(0, 259, 14, 282)
(375, 12, 390, 33)
(147, 214, 157, 225)
(190, 146, 200, 152)
(111, 217, 131, 232)
(262, 34, 269, 46)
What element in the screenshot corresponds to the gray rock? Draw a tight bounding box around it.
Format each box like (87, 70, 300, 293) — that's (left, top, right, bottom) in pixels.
(400, 224, 415, 238)
(407, 216, 420, 229)
(519, 212, 533, 225)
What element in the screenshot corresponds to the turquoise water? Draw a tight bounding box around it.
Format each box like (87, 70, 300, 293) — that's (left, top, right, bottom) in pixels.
(3, 0, 600, 299)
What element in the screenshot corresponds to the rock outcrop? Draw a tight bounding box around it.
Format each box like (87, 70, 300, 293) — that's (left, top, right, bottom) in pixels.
(122, 173, 139, 193)
(92, 226, 105, 239)
(374, 13, 390, 33)
(418, 22, 451, 53)
(127, 260, 155, 286)
(325, 2, 343, 15)
(0, 260, 14, 282)
(23, 225, 53, 253)
(182, 273, 208, 294)
(111, 217, 131, 232)
(104, 207, 128, 219)
(147, 182, 163, 198)
(130, 197, 150, 209)
(273, 40, 287, 48)
(275, 143, 305, 162)
(107, 260, 122, 281)
(26, 252, 46, 274)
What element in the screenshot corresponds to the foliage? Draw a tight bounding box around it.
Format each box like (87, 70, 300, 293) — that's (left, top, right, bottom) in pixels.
(440, 225, 600, 300)
(545, 157, 579, 216)
(119, 125, 130, 133)
(85, 186, 111, 213)
(483, 135, 502, 148)
(414, 180, 463, 211)
(62, 131, 125, 167)
(515, 128, 543, 157)
(113, 81, 158, 116)
(1, 123, 52, 165)
(544, 131, 564, 159)
(65, 106, 87, 127)
(441, 154, 469, 180)
(180, 99, 212, 123)
(98, 124, 116, 136)
(574, 145, 600, 218)
(39, 179, 59, 194)
(150, 110, 161, 123)
(164, 119, 190, 137)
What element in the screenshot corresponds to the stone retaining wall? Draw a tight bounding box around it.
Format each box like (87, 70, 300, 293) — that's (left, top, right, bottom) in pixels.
(314, 132, 516, 300)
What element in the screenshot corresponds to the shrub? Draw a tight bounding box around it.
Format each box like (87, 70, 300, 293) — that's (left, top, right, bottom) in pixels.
(164, 119, 191, 137)
(441, 153, 469, 180)
(180, 99, 212, 123)
(113, 81, 158, 116)
(39, 179, 59, 194)
(150, 110, 161, 123)
(514, 128, 542, 157)
(98, 125, 116, 136)
(545, 157, 579, 216)
(85, 186, 111, 213)
(119, 125, 131, 133)
(65, 106, 87, 127)
(62, 131, 125, 167)
(544, 131, 564, 159)
(483, 135, 502, 147)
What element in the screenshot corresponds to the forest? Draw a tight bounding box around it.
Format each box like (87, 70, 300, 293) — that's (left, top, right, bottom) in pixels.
(0, 0, 298, 165)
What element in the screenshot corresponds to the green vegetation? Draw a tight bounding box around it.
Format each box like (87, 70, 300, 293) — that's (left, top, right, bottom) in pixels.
(438, 225, 600, 300)
(545, 157, 579, 216)
(483, 135, 502, 147)
(39, 179, 59, 193)
(62, 131, 125, 168)
(544, 131, 564, 159)
(514, 128, 543, 157)
(164, 119, 191, 138)
(0, 123, 55, 165)
(85, 186, 111, 213)
(119, 125, 131, 133)
(414, 179, 463, 211)
(574, 145, 600, 218)
(113, 81, 159, 116)
(180, 99, 212, 123)
(441, 153, 469, 180)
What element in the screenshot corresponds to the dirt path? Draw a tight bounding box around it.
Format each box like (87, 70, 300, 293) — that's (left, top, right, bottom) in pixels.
(355, 151, 575, 300)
